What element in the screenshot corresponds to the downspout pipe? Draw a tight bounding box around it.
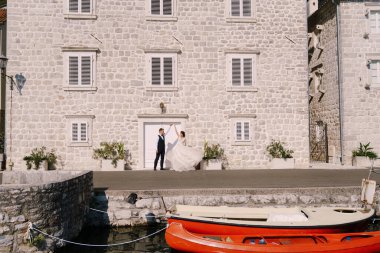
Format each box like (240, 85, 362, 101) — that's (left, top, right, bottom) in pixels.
(333, 0, 344, 165)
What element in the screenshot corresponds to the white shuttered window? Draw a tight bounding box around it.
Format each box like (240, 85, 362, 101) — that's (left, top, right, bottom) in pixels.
(68, 0, 92, 14)
(370, 10, 380, 34)
(228, 54, 256, 87)
(71, 122, 88, 142)
(235, 121, 250, 141)
(230, 0, 253, 17)
(66, 115, 94, 147)
(147, 53, 177, 87)
(150, 0, 173, 16)
(370, 60, 380, 86)
(64, 51, 96, 88)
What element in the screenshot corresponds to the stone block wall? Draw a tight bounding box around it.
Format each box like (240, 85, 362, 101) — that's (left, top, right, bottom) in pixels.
(339, 1, 380, 165)
(6, 0, 310, 170)
(87, 187, 379, 227)
(0, 171, 93, 253)
(308, 1, 341, 163)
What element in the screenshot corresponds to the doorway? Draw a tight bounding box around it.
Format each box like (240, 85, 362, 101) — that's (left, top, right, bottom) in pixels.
(143, 122, 182, 169)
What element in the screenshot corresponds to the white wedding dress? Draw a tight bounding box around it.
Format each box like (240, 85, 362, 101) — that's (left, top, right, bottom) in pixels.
(166, 137, 203, 172)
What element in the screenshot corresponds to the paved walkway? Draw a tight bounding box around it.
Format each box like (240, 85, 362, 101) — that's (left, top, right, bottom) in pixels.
(93, 169, 380, 191)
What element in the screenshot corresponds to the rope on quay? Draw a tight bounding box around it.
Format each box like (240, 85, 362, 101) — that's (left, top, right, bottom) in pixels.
(88, 207, 168, 218)
(27, 222, 168, 248)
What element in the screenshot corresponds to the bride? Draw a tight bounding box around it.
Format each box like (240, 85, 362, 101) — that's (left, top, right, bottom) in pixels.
(166, 124, 203, 172)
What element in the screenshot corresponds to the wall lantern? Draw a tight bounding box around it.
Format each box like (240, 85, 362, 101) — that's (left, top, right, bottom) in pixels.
(0, 54, 26, 95)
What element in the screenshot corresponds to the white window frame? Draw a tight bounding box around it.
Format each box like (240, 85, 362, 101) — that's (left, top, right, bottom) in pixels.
(229, 115, 256, 146)
(368, 59, 380, 88)
(65, 115, 95, 147)
(226, 52, 258, 92)
(369, 9, 380, 34)
(63, 48, 98, 91)
(145, 52, 178, 91)
(226, 0, 257, 23)
(145, 0, 178, 21)
(365, 3, 380, 36)
(64, 0, 97, 19)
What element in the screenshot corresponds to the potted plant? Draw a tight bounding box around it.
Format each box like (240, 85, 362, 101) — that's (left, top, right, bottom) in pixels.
(45, 149, 58, 170)
(23, 147, 58, 170)
(200, 141, 225, 170)
(352, 142, 378, 167)
(266, 140, 295, 169)
(93, 142, 126, 171)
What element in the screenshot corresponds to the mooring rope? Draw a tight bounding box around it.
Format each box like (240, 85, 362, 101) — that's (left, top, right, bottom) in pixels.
(28, 223, 168, 247)
(88, 207, 167, 218)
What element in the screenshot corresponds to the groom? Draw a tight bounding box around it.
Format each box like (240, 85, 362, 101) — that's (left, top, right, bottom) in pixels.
(154, 127, 166, 171)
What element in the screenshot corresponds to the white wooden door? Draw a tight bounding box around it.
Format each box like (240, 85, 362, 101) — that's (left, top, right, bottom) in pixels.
(143, 122, 182, 169)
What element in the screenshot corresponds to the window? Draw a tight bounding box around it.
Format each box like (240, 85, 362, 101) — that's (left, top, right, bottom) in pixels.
(66, 115, 94, 147)
(151, 0, 172, 15)
(370, 60, 380, 86)
(229, 115, 255, 145)
(370, 10, 380, 33)
(146, 0, 177, 21)
(146, 53, 178, 90)
(69, 0, 91, 14)
(63, 49, 97, 91)
(231, 0, 251, 17)
(71, 122, 88, 142)
(235, 121, 250, 141)
(227, 0, 256, 22)
(226, 53, 257, 91)
(65, 0, 96, 18)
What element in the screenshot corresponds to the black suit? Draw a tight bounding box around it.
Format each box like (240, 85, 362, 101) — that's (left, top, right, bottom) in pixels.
(154, 135, 165, 170)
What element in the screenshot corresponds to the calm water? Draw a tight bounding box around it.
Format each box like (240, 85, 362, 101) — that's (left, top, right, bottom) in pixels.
(56, 224, 173, 253)
(56, 222, 380, 253)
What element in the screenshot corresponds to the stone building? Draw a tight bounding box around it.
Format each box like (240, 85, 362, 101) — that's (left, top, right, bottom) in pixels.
(5, 0, 309, 170)
(308, 0, 380, 165)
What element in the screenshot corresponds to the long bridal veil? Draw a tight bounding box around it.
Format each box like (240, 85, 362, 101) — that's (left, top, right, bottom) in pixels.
(166, 139, 203, 172)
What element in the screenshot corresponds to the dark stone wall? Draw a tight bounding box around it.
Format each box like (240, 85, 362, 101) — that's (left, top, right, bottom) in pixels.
(0, 171, 93, 253)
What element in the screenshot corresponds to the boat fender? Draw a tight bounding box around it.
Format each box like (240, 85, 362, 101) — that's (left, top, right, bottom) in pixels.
(145, 212, 157, 226)
(259, 239, 267, 245)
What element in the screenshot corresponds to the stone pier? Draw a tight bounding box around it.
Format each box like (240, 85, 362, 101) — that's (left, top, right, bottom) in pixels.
(0, 171, 93, 253)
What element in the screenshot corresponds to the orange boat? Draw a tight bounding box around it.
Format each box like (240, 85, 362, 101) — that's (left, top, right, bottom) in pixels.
(167, 205, 375, 235)
(165, 222, 380, 253)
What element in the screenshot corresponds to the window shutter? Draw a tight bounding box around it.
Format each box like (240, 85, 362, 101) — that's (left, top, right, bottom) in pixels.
(236, 122, 242, 141)
(151, 57, 161, 85)
(232, 58, 241, 86)
(231, 0, 240, 16)
(151, 0, 160, 15)
(69, 56, 79, 85)
(242, 0, 251, 17)
(163, 57, 173, 85)
(81, 0, 91, 13)
(80, 123, 87, 142)
(72, 123, 78, 141)
(163, 0, 172, 15)
(69, 0, 79, 13)
(81, 56, 91, 85)
(243, 58, 252, 86)
(371, 61, 380, 85)
(244, 122, 250, 141)
(370, 11, 380, 32)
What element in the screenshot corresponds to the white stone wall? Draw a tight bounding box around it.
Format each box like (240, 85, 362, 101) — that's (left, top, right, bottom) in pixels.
(340, 1, 380, 165)
(308, 2, 341, 163)
(6, 0, 309, 170)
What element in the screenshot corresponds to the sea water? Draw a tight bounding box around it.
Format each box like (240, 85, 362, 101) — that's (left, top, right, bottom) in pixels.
(56, 222, 380, 253)
(55, 225, 171, 253)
